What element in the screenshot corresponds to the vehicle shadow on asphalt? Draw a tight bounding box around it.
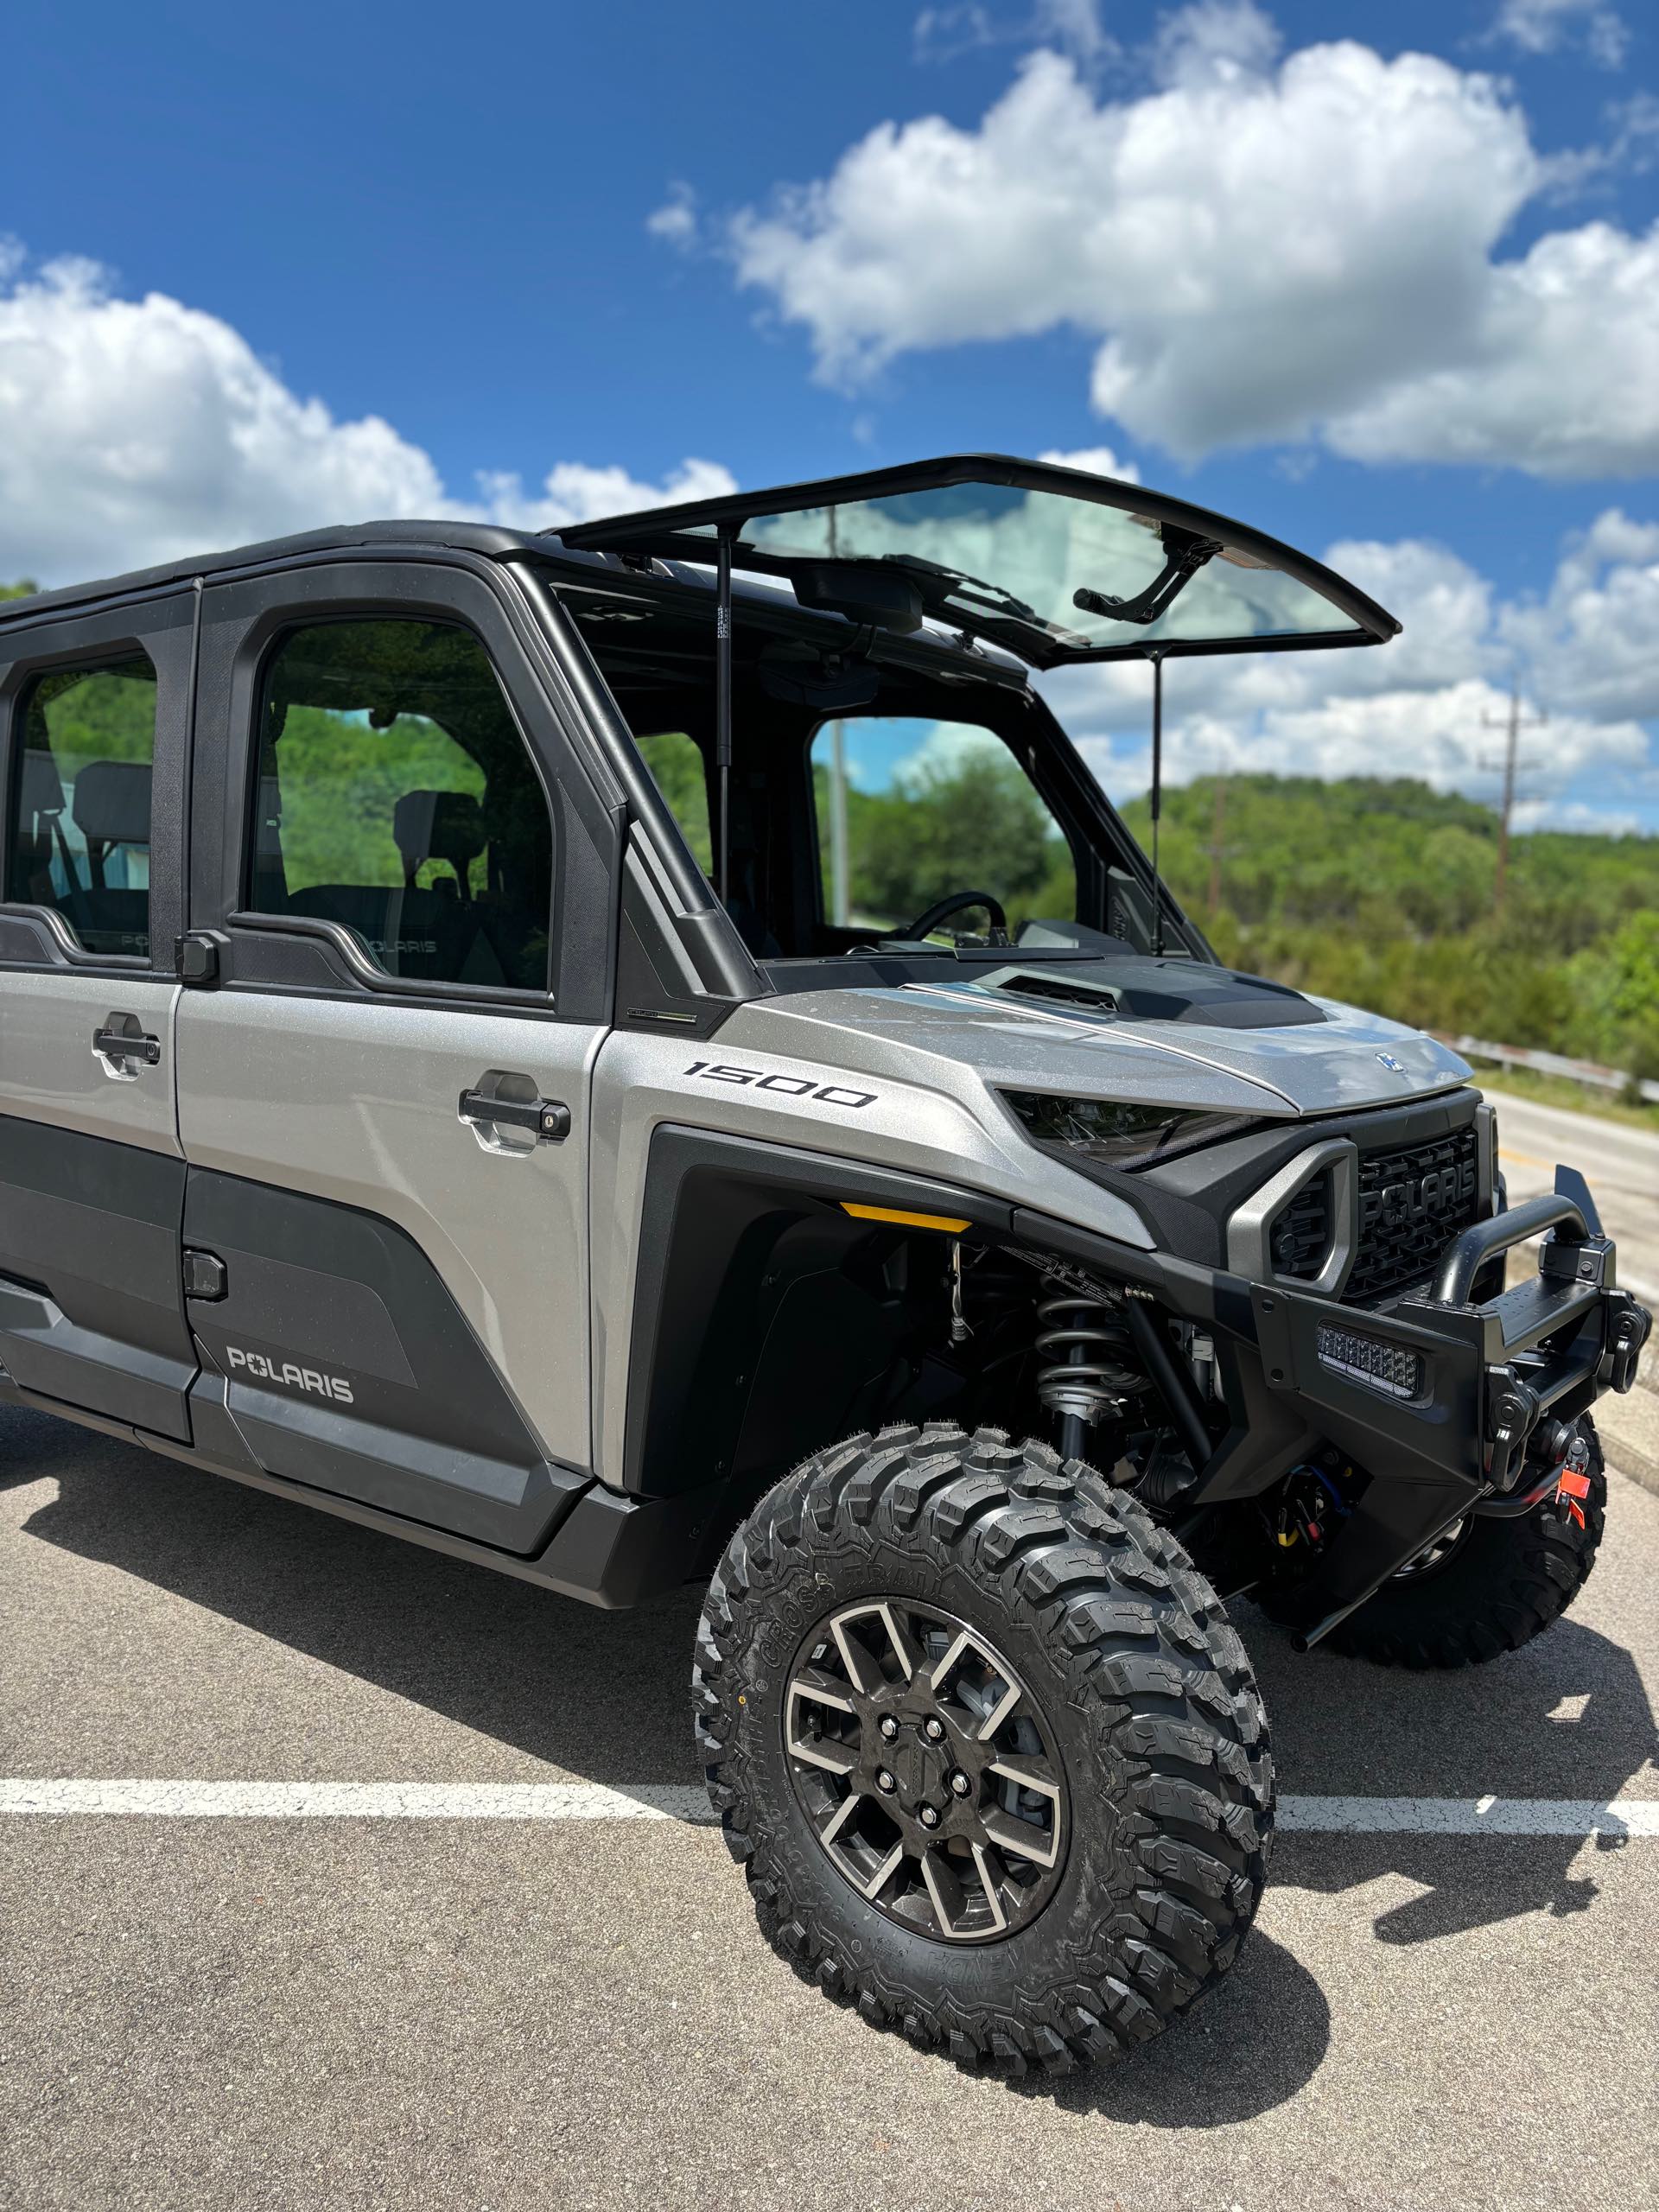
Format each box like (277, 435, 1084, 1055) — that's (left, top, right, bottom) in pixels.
(9, 1410, 1656, 2123)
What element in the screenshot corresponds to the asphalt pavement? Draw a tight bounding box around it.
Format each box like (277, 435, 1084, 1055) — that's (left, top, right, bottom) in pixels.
(1487, 1084, 1659, 1302)
(3, 1389, 1656, 2212)
(1485, 1085, 1659, 1491)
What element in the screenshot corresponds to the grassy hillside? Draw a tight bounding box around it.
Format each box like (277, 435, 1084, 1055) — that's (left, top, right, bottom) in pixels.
(1121, 775, 1658, 1081)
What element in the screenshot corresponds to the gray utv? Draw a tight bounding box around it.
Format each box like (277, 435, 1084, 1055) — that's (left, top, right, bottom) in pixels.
(0, 456, 1648, 2075)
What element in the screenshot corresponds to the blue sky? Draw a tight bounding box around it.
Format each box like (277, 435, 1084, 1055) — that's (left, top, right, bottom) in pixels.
(3, 0, 1658, 833)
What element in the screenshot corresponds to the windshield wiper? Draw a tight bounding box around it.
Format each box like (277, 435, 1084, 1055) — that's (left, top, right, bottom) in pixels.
(1071, 525, 1223, 628)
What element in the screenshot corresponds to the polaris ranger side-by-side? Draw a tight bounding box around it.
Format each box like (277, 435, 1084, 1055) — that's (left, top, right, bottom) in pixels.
(0, 457, 1648, 2074)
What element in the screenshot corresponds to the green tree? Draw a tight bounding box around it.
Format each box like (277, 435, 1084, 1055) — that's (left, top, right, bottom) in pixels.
(849, 748, 1067, 930)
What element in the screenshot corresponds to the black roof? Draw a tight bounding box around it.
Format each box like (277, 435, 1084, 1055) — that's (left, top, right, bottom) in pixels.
(0, 520, 544, 626)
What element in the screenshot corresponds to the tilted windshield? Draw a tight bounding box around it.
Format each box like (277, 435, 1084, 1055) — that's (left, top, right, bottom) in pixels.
(559, 454, 1399, 668)
(713, 486, 1348, 658)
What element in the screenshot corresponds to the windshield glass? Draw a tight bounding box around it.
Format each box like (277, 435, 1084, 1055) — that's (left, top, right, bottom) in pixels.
(674, 481, 1355, 658)
(811, 719, 1076, 942)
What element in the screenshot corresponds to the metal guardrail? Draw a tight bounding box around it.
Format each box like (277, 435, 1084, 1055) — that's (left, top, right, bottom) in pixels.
(1444, 1034, 1659, 1107)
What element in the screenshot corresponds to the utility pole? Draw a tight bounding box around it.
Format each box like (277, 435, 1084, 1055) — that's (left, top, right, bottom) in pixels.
(1205, 775, 1228, 916)
(1481, 677, 1548, 921)
(827, 721, 850, 926)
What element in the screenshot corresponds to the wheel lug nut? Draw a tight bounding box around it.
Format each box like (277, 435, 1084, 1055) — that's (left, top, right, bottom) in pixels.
(949, 1770, 971, 1798)
(875, 1769, 896, 1794)
(878, 1715, 899, 1741)
(918, 1803, 940, 1828)
(923, 1716, 945, 1743)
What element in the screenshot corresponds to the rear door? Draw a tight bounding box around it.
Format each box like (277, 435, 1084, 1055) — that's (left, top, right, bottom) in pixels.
(0, 593, 196, 1440)
(176, 557, 620, 1551)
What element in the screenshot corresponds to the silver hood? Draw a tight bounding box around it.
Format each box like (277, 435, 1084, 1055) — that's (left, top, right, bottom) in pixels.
(728, 972, 1471, 1121)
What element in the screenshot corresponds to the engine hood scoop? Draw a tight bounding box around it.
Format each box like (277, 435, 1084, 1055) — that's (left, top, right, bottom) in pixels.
(969, 958, 1325, 1031)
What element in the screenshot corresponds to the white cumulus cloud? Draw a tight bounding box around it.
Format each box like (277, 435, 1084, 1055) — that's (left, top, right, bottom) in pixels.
(0, 251, 733, 586)
(1491, 0, 1629, 68)
(1036, 443, 1141, 482)
(474, 458, 738, 535)
(1045, 514, 1656, 821)
(727, 12, 1659, 478)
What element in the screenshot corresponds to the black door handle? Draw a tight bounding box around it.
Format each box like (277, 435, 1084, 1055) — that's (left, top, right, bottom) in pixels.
(458, 1087, 570, 1142)
(93, 1026, 162, 1065)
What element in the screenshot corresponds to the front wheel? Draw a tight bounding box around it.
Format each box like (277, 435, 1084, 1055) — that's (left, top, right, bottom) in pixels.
(1326, 1417, 1607, 1669)
(693, 1423, 1274, 2076)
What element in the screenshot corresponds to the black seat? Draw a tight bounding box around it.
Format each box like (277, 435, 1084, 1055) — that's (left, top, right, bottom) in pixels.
(288, 790, 505, 986)
(60, 760, 152, 957)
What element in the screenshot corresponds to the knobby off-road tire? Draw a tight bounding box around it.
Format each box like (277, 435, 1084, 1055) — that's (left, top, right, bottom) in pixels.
(1328, 1417, 1607, 1670)
(693, 1423, 1274, 2076)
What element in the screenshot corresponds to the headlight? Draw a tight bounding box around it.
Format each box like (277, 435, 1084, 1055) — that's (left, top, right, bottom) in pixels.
(1003, 1091, 1253, 1171)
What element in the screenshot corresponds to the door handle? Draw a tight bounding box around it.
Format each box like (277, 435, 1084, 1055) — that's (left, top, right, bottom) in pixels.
(458, 1086, 570, 1142)
(92, 1023, 162, 1066)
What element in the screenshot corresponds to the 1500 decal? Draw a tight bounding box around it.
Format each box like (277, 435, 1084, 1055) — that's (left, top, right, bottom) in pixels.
(683, 1061, 877, 1109)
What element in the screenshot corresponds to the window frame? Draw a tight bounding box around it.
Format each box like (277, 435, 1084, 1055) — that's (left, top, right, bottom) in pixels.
(0, 592, 194, 975)
(241, 612, 560, 998)
(191, 557, 620, 1023)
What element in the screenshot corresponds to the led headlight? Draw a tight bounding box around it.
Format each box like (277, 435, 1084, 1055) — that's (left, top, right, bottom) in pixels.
(1003, 1091, 1253, 1172)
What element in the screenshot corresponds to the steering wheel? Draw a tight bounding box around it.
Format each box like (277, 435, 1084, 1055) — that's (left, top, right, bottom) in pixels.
(897, 889, 1009, 944)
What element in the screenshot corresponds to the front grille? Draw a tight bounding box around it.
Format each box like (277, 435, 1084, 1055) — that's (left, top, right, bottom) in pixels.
(1347, 1126, 1481, 1305)
(1270, 1173, 1331, 1279)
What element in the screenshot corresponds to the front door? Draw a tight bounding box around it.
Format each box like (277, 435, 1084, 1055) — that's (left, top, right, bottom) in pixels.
(0, 594, 196, 1440)
(176, 560, 620, 1552)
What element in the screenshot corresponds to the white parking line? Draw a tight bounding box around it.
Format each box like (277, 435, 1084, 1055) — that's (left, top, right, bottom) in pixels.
(1278, 1796, 1659, 1837)
(1, 1780, 1656, 1835)
(0, 1780, 715, 1821)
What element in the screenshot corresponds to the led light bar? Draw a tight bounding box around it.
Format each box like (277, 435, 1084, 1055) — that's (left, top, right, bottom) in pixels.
(1315, 1324, 1424, 1401)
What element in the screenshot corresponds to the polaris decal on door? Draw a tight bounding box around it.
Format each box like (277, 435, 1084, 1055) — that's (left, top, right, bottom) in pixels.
(225, 1346, 355, 1404)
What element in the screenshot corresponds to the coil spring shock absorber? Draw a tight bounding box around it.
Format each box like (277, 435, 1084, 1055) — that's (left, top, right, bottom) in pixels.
(1035, 1287, 1147, 1463)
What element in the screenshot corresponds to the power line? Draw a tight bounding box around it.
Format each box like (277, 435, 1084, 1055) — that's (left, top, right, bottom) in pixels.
(1480, 675, 1548, 921)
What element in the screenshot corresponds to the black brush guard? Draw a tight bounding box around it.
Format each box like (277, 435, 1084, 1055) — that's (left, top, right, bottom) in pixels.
(1240, 1166, 1651, 1647)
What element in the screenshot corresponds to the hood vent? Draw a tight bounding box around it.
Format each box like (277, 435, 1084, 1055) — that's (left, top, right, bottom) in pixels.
(985, 958, 1325, 1033)
(997, 971, 1121, 1015)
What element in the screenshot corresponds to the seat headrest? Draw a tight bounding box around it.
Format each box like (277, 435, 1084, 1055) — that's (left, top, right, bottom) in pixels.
(69, 760, 152, 847)
(393, 790, 486, 875)
(16, 749, 66, 821)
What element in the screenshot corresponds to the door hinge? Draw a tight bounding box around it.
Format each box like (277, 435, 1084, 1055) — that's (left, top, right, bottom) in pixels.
(175, 931, 222, 986)
(182, 1249, 228, 1300)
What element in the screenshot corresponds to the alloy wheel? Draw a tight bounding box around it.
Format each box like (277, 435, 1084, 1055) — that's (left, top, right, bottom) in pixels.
(784, 1598, 1068, 1943)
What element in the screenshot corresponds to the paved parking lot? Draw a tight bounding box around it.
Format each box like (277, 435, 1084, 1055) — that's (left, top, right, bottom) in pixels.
(2, 1399, 1656, 2212)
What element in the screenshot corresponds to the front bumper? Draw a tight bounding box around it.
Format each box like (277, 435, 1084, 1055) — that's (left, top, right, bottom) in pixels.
(1012, 1160, 1651, 1647)
(1211, 1167, 1651, 1643)
(1248, 1170, 1650, 1497)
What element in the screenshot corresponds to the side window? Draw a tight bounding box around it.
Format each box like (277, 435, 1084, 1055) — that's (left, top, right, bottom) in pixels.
(6, 655, 157, 958)
(810, 718, 1076, 937)
(248, 619, 554, 992)
(634, 730, 712, 873)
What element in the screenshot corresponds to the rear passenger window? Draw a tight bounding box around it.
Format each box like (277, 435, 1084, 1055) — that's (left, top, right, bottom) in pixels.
(6, 656, 157, 957)
(248, 620, 554, 992)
